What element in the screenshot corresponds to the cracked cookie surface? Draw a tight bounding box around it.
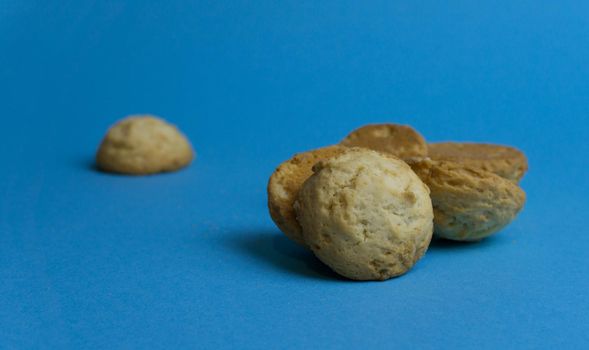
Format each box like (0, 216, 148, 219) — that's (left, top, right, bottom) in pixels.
(427, 142, 528, 182)
(340, 123, 428, 159)
(295, 148, 433, 280)
(408, 158, 526, 241)
(267, 145, 347, 245)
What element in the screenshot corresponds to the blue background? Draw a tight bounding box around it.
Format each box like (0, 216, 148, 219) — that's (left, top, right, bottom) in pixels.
(1, 1, 588, 349)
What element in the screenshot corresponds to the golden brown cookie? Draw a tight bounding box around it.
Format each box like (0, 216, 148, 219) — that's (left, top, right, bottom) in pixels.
(407, 158, 526, 241)
(96, 115, 194, 175)
(340, 123, 428, 159)
(295, 148, 434, 280)
(267, 145, 348, 245)
(427, 142, 528, 182)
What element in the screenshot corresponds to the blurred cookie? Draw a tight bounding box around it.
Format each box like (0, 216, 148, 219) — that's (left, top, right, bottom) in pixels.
(267, 145, 348, 245)
(427, 142, 528, 182)
(340, 123, 428, 159)
(408, 158, 526, 241)
(295, 148, 433, 280)
(96, 115, 194, 175)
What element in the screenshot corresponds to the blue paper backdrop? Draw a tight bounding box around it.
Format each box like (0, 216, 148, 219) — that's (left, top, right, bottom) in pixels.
(1, 1, 588, 349)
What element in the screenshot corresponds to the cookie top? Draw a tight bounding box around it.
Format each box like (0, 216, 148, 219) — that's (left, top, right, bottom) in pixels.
(267, 145, 348, 245)
(340, 124, 428, 159)
(408, 158, 526, 241)
(295, 148, 433, 280)
(96, 115, 194, 175)
(427, 142, 528, 182)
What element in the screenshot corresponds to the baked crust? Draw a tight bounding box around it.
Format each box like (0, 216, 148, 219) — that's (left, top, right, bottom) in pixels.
(295, 148, 434, 280)
(267, 145, 348, 245)
(408, 158, 526, 241)
(340, 124, 428, 159)
(427, 142, 528, 182)
(96, 115, 193, 175)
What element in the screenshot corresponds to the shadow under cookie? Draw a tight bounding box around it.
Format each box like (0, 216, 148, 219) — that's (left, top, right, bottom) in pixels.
(428, 233, 510, 251)
(222, 229, 345, 281)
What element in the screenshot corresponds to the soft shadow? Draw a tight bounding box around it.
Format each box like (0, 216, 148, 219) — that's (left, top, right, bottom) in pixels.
(71, 156, 119, 176)
(224, 230, 345, 281)
(429, 234, 508, 250)
(71, 156, 101, 172)
(70, 156, 183, 177)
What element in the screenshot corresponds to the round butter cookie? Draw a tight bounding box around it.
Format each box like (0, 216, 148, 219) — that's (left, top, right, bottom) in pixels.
(96, 115, 194, 175)
(295, 148, 433, 280)
(267, 145, 348, 245)
(340, 124, 428, 159)
(408, 158, 526, 241)
(427, 142, 528, 182)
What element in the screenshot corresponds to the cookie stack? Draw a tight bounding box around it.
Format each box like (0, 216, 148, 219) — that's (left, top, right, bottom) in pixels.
(268, 124, 527, 281)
